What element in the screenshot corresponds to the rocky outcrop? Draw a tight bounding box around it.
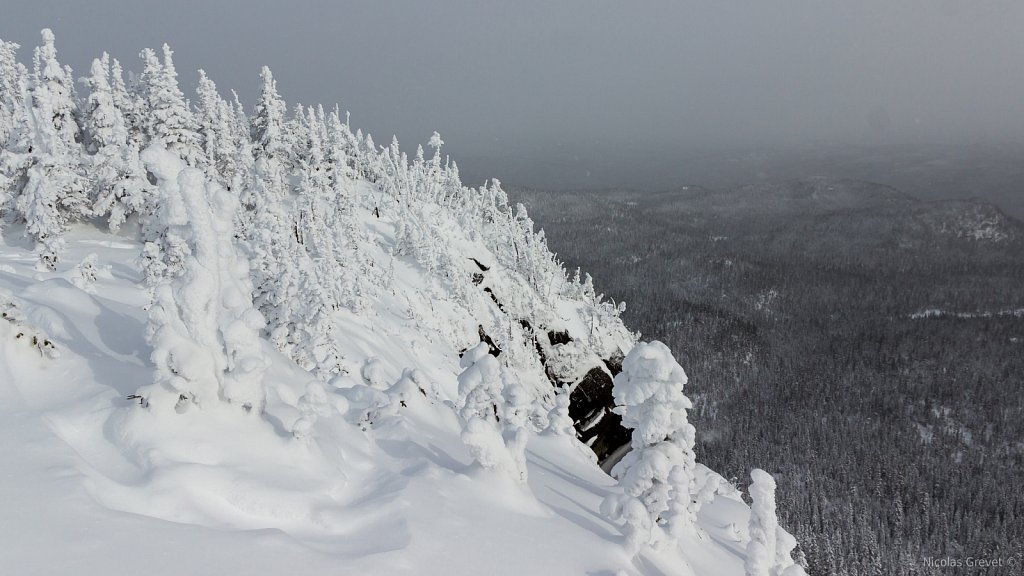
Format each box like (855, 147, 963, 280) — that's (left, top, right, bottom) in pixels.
(469, 256, 631, 464)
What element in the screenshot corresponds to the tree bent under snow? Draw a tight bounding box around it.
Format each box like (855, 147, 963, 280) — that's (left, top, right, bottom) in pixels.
(139, 145, 268, 414)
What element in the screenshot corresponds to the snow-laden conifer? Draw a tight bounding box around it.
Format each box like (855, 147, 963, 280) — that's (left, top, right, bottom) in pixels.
(0, 39, 23, 146)
(602, 340, 697, 549)
(81, 54, 151, 231)
(110, 57, 145, 146)
(11, 30, 90, 268)
(746, 469, 807, 576)
(0, 44, 27, 223)
(153, 45, 203, 166)
(250, 67, 289, 163)
(139, 145, 267, 413)
(194, 70, 236, 186)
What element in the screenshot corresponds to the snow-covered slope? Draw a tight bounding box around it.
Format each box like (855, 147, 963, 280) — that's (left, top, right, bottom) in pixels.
(0, 29, 804, 575)
(2, 193, 750, 576)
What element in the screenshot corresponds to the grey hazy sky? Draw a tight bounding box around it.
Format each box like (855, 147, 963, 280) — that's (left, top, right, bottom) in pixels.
(4, 1, 1024, 188)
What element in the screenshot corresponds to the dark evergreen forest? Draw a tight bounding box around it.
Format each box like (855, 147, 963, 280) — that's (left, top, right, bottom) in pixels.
(512, 178, 1024, 575)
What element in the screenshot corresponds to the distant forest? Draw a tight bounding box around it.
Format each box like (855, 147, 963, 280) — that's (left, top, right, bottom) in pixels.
(512, 180, 1024, 576)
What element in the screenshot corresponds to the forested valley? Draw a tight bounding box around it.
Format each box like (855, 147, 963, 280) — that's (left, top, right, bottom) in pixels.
(512, 179, 1024, 575)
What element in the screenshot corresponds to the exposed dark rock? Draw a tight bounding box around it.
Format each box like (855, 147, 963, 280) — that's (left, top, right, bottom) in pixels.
(547, 330, 572, 346)
(457, 325, 502, 358)
(465, 268, 628, 463)
(568, 365, 629, 462)
(478, 325, 501, 357)
(482, 287, 504, 311)
(581, 410, 629, 464)
(567, 366, 613, 421)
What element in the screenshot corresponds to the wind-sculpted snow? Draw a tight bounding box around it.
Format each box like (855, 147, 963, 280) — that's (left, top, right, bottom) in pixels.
(0, 216, 766, 574)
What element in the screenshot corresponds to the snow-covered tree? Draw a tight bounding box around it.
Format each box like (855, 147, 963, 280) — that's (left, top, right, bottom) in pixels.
(290, 257, 345, 378)
(0, 41, 27, 223)
(194, 70, 236, 185)
(30, 30, 80, 152)
(80, 54, 151, 231)
(0, 38, 23, 146)
(134, 48, 162, 139)
(746, 469, 807, 576)
(79, 54, 124, 154)
(250, 67, 289, 164)
(109, 58, 145, 146)
(227, 90, 255, 210)
(356, 130, 383, 182)
(13, 29, 89, 268)
(245, 66, 307, 351)
(602, 340, 697, 549)
(326, 105, 358, 181)
(139, 145, 267, 413)
(294, 107, 333, 253)
(427, 130, 444, 173)
(458, 342, 505, 423)
(139, 45, 204, 167)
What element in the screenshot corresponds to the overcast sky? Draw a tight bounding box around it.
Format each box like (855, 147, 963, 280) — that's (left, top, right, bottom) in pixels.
(4, 1, 1024, 188)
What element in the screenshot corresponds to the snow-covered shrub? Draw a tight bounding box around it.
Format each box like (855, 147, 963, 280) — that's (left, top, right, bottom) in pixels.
(457, 342, 505, 423)
(599, 493, 654, 552)
(354, 367, 438, 429)
(461, 418, 513, 472)
(71, 253, 99, 293)
(457, 342, 529, 481)
(387, 368, 435, 408)
(544, 387, 575, 436)
(692, 475, 721, 517)
(0, 288, 58, 358)
(603, 340, 697, 548)
(292, 380, 333, 440)
(361, 357, 389, 390)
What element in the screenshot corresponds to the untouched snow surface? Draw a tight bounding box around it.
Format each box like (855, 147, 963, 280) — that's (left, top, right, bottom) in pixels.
(0, 199, 757, 576)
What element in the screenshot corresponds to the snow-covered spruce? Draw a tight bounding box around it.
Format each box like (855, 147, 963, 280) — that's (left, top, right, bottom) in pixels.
(746, 469, 807, 576)
(81, 53, 151, 232)
(602, 340, 698, 550)
(5, 30, 88, 270)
